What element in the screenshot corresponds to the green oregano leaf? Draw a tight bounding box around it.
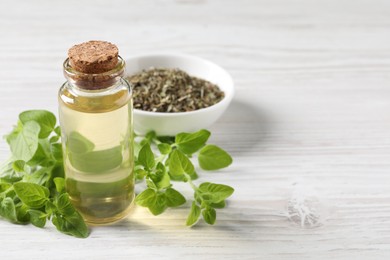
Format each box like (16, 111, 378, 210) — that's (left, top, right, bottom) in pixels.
(135, 188, 157, 207)
(19, 110, 56, 139)
(210, 200, 226, 209)
(148, 193, 167, 215)
(0, 160, 24, 183)
(136, 189, 168, 215)
(12, 160, 26, 172)
(198, 182, 234, 203)
(28, 209, 47, 228)
(146, 179, 157, 190)
(53, 177, 65, 193)
(155, 161, 166, 174)
(22, 167, 50, 186)
(27, 143, 49, 166)
(0, 197, 18, 223)
(157, 143, 171, 155)
(145, 131, 156, 142)
(138, 143, 155, 170)
(4, 121, 23, 145)
(156, 135, 175, 144)
(186, 201, 201, 226)
(52, 211, 89, 238)
(0, 183, 12, 193)
(175, 129, 210, 154)
(56, 193, 76, 216)
(198, 145, 233, 170)
(202, 206, 216, 225)
(49, 135, 60, 143)
(10, 121, 40, 162)
(50, 163, 65, 180)
(16, 203, 30, 223)
(165, 188, 186, 207)
(54, 126, 61, 136)
(45, 200, 56, 216)
(51, 143, 63, 161)
(156, 172, 171, 189)
(135, 168, 147, 180)
(168, 150, 184, 177)
(13, 182, 49, 208)
(168, 150, 195, 179)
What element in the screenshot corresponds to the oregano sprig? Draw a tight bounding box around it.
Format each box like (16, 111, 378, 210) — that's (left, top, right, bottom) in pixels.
(0, 110, 88, 238)
(134, 129, 234, 226)
(0, 110, 234, 238)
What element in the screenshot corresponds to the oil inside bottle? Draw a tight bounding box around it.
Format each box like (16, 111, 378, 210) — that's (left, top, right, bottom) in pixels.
(59, 84, 134, 225)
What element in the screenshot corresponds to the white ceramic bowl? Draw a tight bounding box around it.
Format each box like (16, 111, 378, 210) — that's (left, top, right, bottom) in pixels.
(124, 54, 234, 136)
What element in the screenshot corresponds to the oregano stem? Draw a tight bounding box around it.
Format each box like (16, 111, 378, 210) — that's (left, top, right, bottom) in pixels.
(155, 154, 167, 164)
(184, 173, 198, 192)
(152, 139, 162, 145)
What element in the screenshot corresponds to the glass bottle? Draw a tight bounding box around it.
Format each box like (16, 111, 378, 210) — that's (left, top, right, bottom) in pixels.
(58, 42, 134, 225)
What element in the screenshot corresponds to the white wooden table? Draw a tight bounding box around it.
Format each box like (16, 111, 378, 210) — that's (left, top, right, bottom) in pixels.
(1, 0, 390, 259)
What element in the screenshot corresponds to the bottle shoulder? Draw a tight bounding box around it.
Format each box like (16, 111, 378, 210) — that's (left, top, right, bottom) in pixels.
(59, 79, 132, 113)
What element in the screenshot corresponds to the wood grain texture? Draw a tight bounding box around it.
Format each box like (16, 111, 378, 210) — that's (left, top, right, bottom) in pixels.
(1, 0, 390, 259)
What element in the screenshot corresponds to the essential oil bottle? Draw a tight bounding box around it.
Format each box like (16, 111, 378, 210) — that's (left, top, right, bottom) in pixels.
(58, 41, 134, 225)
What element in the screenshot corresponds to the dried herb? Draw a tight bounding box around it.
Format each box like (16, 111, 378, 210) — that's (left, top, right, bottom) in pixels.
(127, 68, 224, 112)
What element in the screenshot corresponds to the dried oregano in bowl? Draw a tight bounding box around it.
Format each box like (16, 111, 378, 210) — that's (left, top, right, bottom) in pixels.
(126, 68, 225, 113)
(124, 54, 234, 135)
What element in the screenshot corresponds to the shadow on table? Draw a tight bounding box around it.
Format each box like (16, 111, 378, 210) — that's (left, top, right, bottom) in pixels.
(212, 99, 271, 155)
(95, 204, 289, 241)
(187, 205, 289, 239)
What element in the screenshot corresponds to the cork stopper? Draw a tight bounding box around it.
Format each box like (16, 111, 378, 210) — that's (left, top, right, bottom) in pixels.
(68, 40, 119, 74)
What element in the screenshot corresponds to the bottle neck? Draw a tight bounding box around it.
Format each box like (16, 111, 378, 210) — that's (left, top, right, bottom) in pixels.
(63, 56, 125, 90)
